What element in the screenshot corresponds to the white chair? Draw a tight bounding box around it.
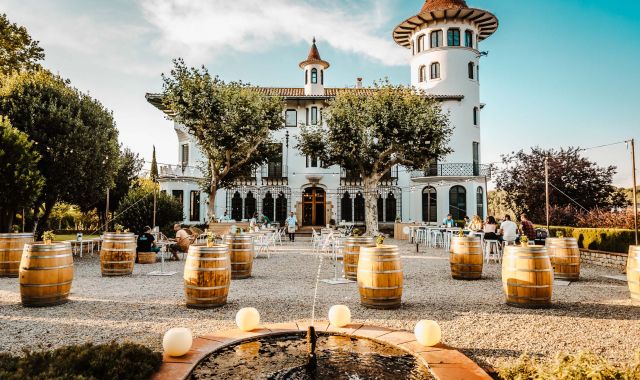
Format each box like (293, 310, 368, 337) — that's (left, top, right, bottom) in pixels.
(254, 234, 272, 259)
(316, 232, 335, 258)
(484, 240, 502, 264)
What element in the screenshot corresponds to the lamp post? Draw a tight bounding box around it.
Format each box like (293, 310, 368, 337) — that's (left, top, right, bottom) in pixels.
(545, 156, 550, 232)
(630, 138, 638, 245)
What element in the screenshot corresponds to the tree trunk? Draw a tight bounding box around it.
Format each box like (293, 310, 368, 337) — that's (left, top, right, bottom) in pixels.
(208, 182, 218, 223)
(35, 198, 56, 241)
(363, 176, 379, 236)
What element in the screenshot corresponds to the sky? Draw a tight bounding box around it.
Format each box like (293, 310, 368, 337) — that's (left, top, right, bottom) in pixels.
(2, 0, 639, 187)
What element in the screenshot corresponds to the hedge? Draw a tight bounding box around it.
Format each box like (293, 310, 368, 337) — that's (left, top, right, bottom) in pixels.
(547, 226, 637, 254)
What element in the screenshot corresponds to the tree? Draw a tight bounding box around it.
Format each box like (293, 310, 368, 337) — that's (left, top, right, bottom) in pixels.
(0, 13, 45, 75)
(96, 146, 143, 223)
(0, 116, 43, 231)
(115, 180, 183, 235)
(0, 70, 119, 237)
(150, 145, 159, 182)
(495, 147, 618, 224)
(161, 59, 284, 220)
(297, 81, 452, 234)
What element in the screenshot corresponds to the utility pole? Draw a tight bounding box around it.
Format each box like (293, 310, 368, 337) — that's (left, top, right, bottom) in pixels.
(105, 188, 110, 232)
(153, 187, 157, 229)
(631, 138, 638, 245)
(545, 156, 550, 232)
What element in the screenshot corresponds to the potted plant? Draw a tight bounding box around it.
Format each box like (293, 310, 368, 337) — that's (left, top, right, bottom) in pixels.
(520, 236, 529, 247)
(114, 224, 125, 234)
(556, 231, 565, 238)
(376, 235, 385, 247)
(457, 229, 465, 238)
(42, 231, 55, 245)
(206, 232, 219, 247)
(352, 228, 363, 237)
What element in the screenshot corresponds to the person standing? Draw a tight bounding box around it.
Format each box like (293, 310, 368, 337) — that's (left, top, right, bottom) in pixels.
(520, 214, 536, 240)
(499, 215, 518, 244)
(285, 212, 297, 242)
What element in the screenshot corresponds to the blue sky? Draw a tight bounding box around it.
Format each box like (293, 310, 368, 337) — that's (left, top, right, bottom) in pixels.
(2, 0, 639, 186)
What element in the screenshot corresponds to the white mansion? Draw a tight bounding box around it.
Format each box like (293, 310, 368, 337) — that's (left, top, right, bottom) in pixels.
(146, 0, 498, 227)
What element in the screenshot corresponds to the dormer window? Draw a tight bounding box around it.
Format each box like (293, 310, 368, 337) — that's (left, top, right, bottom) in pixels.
(311, 68, 318, 84)
(447, 28, 460, 46)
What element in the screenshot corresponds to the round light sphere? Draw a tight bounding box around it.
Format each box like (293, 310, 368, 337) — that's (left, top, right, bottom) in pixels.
(162, 328, 192, 357)
(328, 305, 351, 327)
(414, 320, 441, 347)
(236, 307, 260, 331)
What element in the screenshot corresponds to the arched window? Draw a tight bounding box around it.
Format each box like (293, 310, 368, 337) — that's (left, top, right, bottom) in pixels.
(473, 107, 479, 126)
(385, 192, 397, 222)
(354, 192, 365, 222)
(275, 192, 288, 223)
(231, 191, 243, 221)
(449, 186, 467, 220)
(476, 187, 484, 217)
(311, 68, 318, 84)
(468, 62, 475, 79)
(417, 34, 425, 53)
(341, 192, 352, 222)
(447, 28, 460, 46)
(430, 62, 440, 79)
(263, 191, 274, 222)
(244, 191, 256, 219)
(377, 194, 384, 222)
(419, 65, 427, 82)
(465, 30, 474, 48)
(422, 187, 437, 223)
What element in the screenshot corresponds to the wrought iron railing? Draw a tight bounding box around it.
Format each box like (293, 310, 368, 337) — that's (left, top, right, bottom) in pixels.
(340, 166, 399, 186)
(410, 163, 491, 178)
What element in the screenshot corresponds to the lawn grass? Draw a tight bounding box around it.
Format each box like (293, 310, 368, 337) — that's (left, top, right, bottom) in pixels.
(54, 234, 100, 241)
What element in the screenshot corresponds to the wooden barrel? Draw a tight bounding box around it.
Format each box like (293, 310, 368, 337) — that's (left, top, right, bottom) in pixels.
(449, 236, 483, 280)
(0, 233, 33, 277)
(184, 244, 231, 308)
(137, 252, 157, 264)
(502, 245, 553, 308)
(546, 237, 580, 280)
(20, 242, 73, 307)
(357, 245, 403, 309)
(343, 237, 375, 281)
(628, 245, 640, 301)
(222, 234, 254, 279)
(100, 233, 136, 276)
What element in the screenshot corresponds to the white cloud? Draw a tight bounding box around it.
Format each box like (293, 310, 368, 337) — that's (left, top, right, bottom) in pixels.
(139, 0, 409, 66)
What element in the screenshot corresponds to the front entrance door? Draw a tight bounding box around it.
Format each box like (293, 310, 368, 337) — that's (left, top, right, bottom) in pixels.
(302, 187, 326, 226)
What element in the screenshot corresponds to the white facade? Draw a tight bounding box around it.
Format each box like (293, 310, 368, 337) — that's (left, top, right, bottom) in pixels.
(148, 0, 497, 227)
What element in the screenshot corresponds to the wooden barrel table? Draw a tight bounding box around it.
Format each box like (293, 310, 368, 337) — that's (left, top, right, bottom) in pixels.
(342, 237, 375, 281)
(223, 234, 254, 279)
(449, 236, 483, 280)
(137, 252, 157, 264)
(184, 244, 231, 308)
(0, 233, 33, 277)
(502, 245, 553, 308)
(20, 242, 73, 307)
(357, 245, 403, 309)
(100, 233, 136, 276)
(546, 237, 580, 280)
(628, 245, 640, 301)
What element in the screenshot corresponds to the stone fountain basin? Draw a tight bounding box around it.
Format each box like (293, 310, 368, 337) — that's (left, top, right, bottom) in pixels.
(151, 322, 491, 380)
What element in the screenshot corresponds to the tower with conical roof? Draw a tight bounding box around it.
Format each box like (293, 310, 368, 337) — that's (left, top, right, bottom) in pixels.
(299, 38, 330, 96)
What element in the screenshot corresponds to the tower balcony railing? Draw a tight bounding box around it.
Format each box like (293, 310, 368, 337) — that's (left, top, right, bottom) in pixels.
(159, 165, 203, 179)
(260, 164, 288, 186)
(340, 166, 399, 186)
(410, 163, 492, 179)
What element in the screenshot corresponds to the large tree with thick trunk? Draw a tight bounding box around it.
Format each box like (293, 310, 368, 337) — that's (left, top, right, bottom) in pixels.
(161, 59, 284, 221)
(297, 81, 452, 235)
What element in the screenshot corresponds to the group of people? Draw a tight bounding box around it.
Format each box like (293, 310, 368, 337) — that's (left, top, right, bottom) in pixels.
(135, 223, 193, 262)
(467, 214, 535, 243)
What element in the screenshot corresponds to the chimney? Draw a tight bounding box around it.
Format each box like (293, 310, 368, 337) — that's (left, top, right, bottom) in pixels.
(356, 77, 363, 89)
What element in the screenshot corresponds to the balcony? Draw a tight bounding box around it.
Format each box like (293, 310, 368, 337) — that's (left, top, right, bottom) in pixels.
(260, 164, 288, 186)
(340, 166, 398, 186)
(159, 165, 202, 179)
(234, 168, 258, 186)
(410, 163, 491, 180)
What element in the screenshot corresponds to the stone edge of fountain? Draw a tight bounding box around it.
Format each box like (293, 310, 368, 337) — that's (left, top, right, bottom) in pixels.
(150, 322, 491, 380)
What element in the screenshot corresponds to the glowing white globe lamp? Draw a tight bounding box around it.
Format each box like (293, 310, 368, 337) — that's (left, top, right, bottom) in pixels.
(328, 305, 351, 327)
(236, 307, 260, 331)
(163, 327, 193, 357)
(414, 320, 441, 347)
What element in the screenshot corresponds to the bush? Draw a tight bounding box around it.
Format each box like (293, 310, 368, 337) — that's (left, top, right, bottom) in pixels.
(498, 352, 640, 380)
(114, 185, 183, 235)
(0, 342, 162, 380)
(548, 226, 636, 253)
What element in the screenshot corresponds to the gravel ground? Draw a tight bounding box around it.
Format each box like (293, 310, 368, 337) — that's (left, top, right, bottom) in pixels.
(0, 239, 638, 369)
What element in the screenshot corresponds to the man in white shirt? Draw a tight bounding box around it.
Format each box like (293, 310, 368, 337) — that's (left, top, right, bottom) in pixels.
(499, 215, 518, 243)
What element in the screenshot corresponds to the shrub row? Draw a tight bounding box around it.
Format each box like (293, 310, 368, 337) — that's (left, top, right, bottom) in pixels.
(548, 226, 636, 254)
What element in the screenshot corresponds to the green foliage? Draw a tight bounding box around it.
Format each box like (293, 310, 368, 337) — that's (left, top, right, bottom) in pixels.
(160, 59, 285, 219)
(150, 145, 159, 182)
(0, 13, 45, 75)
(495, 147, 618, 224)
(42, 230, 55, 242)
(96, 146, 143, 221)
(498, 352, 640, 380)
(0, 341, 162, 380)
(0, 70, 119, 237)
(548, 226, 636, 253)
(115, 184, 183, 235)
(0, 116, 43, 231)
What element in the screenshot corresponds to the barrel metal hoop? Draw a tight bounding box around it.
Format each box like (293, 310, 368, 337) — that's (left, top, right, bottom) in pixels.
(358, 269, 403, 274)
(23, 254, 72, 259)
(21, 264, 73, 270)
(20, 280, 73, 288)
(187, 257, 229, 262)
(360, 285, 402, 290)
(184, 284, 229, 290)
(185, 267, 230, 272)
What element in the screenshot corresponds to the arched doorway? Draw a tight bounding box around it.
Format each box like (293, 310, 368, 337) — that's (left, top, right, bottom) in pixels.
(422, 187, 437, 223)
(302, 187, 326, 226)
